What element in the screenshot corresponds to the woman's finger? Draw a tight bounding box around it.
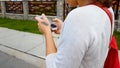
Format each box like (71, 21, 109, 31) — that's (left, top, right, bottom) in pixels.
(40, 14, 51, 27)
(42, 14, 47, 20)
(35, 16, 44, 22)
(42, 14, 49, 24)
(53, 18, 59, 22)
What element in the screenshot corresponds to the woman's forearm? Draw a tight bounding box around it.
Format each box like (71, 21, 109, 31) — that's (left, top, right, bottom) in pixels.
(44, 30, 57, 56)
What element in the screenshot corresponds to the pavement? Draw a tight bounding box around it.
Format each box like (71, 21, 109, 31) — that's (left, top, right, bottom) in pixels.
(0, 27, 59, 68)
(0, 27, 119, 68)
(0, 50, 40, 68)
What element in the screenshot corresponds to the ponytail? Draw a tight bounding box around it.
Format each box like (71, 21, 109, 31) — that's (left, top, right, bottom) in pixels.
(97, 0, 112, 8)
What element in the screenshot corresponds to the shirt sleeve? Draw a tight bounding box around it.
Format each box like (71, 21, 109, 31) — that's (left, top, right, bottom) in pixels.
(46, 53, 56, 68)
(46, 8, 92, 68)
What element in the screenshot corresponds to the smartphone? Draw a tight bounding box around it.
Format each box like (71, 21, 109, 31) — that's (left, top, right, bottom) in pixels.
(39, 16, 57, 30)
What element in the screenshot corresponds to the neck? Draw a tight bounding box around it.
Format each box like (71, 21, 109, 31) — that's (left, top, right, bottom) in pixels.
(78, 0, 96, 7)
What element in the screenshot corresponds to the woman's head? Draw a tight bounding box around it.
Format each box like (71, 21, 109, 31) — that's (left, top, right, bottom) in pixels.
(66, 0, 112, 8)
(66, 0, 95, 7)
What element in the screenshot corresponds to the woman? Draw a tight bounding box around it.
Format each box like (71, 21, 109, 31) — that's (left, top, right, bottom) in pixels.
(35, 0, 114, 68)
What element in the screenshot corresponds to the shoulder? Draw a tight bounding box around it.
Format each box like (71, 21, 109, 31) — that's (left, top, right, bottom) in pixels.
(65, 5, 111, 24)
(68, 5, 101, 15)
(66, 5, 106, 21)
(65, 5, 106, 25)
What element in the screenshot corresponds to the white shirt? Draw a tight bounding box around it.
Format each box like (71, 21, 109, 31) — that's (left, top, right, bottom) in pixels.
(46, 5, 114, 68)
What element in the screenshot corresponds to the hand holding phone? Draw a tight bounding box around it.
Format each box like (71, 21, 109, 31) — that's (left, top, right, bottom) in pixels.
(39, 16, 57, 31)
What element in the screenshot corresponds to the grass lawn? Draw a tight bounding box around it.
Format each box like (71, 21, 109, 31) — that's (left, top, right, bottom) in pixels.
(0, 17, 120, 49)
(0, 17, 40, 34)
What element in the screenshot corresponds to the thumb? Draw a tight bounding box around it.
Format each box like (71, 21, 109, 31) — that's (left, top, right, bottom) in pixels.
(42, 14, 47, 20)
(35, 15, 44, 22)
(41, 14, 50, 24)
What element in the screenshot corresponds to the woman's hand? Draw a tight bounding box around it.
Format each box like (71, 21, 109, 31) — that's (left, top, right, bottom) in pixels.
(35, 14, 51, 35)
(35, 14, 57, 56)
(52, 18, 63, 34)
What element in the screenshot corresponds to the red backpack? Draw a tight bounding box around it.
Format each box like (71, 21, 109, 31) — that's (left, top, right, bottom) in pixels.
(92, 2, 120, 68)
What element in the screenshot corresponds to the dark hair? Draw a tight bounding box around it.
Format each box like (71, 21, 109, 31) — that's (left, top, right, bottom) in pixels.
(97, 0, 112, 8)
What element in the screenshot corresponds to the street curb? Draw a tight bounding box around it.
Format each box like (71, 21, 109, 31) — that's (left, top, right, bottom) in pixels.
(0, 44, 46, 68)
